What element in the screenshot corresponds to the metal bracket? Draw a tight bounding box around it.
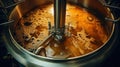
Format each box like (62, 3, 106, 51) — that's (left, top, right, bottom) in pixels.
(0, 0, 25, 26)
(0, 0, 25, 9)
(105, 17, 120, 23)
(99, 0, 120, 10)
(99, 0, 120, 23)
(0, 20, 14, 26)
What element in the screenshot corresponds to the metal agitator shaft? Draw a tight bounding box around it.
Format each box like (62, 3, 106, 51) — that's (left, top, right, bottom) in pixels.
(54, 0, 66, 42)
(35, 0, 67, 54)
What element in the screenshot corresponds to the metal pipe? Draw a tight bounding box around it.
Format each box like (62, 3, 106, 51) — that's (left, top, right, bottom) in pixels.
(54, 0, 66, 32)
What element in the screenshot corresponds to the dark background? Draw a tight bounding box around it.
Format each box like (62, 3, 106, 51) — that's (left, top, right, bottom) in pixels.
(0, 0, 120, 67)
(102, 0, 120, 67)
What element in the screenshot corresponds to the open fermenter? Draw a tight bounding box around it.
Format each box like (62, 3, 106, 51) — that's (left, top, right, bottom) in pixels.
(0, 0, 120, 67)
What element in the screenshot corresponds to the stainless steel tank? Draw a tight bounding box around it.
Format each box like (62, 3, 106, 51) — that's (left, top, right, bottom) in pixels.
(1, 0, 119, 67)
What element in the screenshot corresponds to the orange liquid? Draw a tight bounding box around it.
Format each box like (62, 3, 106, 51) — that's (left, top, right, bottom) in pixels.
(13, 3, 108, 58)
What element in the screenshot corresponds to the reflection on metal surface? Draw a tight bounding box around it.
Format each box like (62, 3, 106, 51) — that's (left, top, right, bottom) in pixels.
(0, 20, 14, 26)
